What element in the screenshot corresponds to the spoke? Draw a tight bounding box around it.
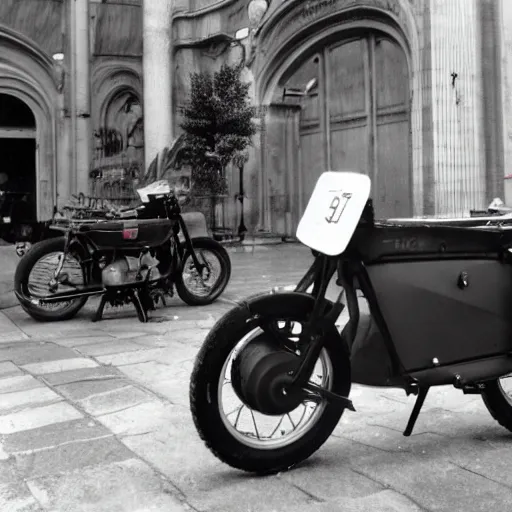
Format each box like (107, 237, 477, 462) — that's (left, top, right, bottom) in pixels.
(269, 415, 286, 438)
(297, 403, 308, 424)
(226, 404, 244, 418)
(233, 405, 244, 429)
(249, 409, 261, 439)
(286, 413, 297, 430)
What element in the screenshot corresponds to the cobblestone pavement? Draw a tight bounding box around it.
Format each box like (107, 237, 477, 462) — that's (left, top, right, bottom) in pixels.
(1, 244, 512, 511)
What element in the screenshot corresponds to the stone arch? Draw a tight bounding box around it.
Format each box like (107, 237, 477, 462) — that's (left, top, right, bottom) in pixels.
(0, 25, 60, 221)
(248, 0, 425, 225)
(91, 60, 142, 129)
(90, 60, 144, 203)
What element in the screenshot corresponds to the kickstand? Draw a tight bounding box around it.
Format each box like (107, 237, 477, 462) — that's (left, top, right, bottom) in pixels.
(403, 387, 429, 437)
(131, 290, 149, 323)
(92, 294, 108, 323)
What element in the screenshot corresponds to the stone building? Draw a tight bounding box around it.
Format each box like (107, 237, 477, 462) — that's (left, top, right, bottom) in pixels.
(1, 0, 512, 237)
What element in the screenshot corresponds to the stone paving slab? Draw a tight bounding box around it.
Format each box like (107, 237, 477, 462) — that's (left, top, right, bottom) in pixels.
(0, 402, 84, 435)
(77, 385, 154, 417)
(2, 418, 112, 454)
(25, 458, 190, 512)
(0, 375, 44, 395)
(0, 482, 43, 512)
(0, 361, 23, 378)
(0, 387, 61, 415)
(15, 435, 134, 480)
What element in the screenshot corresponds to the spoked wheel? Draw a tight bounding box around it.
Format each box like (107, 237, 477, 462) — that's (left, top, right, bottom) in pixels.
(14, 237, 88, 322)
(481, 375, 512, 432)
(176, 237, 231, 306)
(190, 292, 351, 475)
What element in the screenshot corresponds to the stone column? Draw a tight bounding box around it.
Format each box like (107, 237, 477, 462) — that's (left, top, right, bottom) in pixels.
(73, 0, 91, 195)
(429, 0, 486, 217)
(143, 0, 174, 170)
(499, 0, 512, 204)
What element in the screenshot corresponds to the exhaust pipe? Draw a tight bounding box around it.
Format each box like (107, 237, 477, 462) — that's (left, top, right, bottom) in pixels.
(30, 286, 106, 304)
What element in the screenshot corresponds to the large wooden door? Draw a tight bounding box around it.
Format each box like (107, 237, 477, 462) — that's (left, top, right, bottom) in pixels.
(278, 32, 411, 226)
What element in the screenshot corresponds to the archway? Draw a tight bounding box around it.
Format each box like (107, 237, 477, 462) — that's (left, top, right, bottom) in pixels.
(249, 0, 422, 232)
(0, 93, 37, 224)
(261, 29, 411, 233)
(0, 26, 61, 222)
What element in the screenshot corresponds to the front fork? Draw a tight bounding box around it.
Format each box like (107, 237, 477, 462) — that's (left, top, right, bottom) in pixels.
(178, 218, 208, 277)
(286, 254, 356, 410)
(48, 231, 71, 291)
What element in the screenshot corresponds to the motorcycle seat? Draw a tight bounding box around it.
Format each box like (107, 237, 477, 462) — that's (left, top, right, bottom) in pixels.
(78, 218, 175, 249)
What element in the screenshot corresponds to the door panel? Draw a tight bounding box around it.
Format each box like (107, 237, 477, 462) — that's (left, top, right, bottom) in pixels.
(300, 131, 325, 209)
(328, 40, 368, 118)
(374, 36, 411, 218)
(264, 105, 301, 235)
(330, 124, 369, 172)
(375, 38, 409, 111)
(274, 31, 411, 234)
(376, 119, 411, 218)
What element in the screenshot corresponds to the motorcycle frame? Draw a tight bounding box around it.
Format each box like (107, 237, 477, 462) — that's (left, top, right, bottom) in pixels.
(292, 200, 410, 388)
(288, 199, 512, 434)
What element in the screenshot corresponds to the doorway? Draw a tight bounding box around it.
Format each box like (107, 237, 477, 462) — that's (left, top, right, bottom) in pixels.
(0, 94, 37, 224)
(267, 30, 412, 232)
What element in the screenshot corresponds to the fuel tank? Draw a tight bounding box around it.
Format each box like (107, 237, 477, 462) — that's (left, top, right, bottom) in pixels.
(365, 259, 512, 374)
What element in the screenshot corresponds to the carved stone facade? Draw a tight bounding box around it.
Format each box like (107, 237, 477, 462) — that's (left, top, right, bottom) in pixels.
(0, 0, 509, 232)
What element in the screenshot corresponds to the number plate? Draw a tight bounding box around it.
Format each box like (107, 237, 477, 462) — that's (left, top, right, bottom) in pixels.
(296, 171, 371, 256)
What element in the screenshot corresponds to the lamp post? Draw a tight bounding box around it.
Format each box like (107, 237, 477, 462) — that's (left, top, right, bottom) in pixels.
(234, 1, 269, 240)
(248, 0, 269, 28)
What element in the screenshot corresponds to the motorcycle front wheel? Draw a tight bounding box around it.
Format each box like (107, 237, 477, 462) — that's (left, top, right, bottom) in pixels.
(14, 237, 88, 322)
(189, 292, 351, 475)
(175, 237, 231, 306)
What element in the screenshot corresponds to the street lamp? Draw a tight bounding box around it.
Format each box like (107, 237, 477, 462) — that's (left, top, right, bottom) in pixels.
(231, 1, 270, 240)
(247, 0, 269, 28)
(282, 78, 318, 101)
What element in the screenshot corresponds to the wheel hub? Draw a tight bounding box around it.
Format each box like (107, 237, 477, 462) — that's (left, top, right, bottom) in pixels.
(231, 334, 305, 416)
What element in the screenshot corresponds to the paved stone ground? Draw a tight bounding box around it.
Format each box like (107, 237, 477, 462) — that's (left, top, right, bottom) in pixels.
(1, 244, 512, 511)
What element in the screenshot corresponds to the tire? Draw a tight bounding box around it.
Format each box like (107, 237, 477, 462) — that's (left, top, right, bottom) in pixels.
(176, 237, 231, 306)
(481, 379, 512, 432)
(14, 237, 88, 322)
(189, 292, 351, 475)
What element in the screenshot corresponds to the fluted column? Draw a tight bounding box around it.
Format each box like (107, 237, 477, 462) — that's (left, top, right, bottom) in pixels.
(429, 0, 485, 217)
(73, 0, 91, 195)
(500, 0, 512, 204)
(143, 0, 174, 170)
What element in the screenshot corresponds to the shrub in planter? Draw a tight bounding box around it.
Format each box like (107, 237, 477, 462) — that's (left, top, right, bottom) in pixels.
(180, 64, 257, 233)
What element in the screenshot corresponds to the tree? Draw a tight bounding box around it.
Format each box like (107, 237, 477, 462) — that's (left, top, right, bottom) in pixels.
(180, 64, 258, 197)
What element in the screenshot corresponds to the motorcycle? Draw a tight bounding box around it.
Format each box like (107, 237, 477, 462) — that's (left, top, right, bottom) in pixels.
(189, 170, 512, 475)
(14, 180, 231, 323)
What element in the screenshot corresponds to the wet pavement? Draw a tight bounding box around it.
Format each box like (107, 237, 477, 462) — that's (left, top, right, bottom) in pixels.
(1, 243, 512, 511)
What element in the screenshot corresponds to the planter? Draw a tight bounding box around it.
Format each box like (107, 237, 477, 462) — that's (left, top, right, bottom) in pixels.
(183, 194, 229, 235)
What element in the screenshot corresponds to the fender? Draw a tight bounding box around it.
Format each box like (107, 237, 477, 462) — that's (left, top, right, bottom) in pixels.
(210, 291, 350, 356)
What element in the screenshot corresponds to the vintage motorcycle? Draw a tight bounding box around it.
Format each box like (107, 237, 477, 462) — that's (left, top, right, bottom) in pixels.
(14, 181, 231, 323)
(190, 171, 512, 475)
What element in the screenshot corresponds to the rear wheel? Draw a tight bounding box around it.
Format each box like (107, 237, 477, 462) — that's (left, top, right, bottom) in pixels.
(189, 292, 351, 475)
(481, 376, 512, 432)
(14, 237, 88, 322)
(175, 237, 231, 306)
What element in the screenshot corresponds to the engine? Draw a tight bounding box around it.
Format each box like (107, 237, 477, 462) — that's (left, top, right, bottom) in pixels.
(101, 253, 160, 287)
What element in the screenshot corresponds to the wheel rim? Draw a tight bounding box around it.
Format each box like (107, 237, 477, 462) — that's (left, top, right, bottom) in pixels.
(181, 249, 223, 297)
(25, 251, 84, 311)
(498, 375, 512, 405)
(218, 318, 334, 450)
